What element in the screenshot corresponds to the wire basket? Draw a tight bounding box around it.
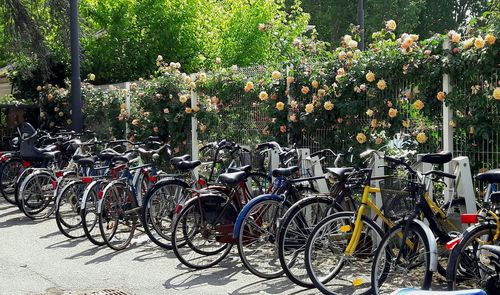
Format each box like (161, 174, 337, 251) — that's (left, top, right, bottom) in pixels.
(379, 177, 419, 219)
(240, 151, 265, 172)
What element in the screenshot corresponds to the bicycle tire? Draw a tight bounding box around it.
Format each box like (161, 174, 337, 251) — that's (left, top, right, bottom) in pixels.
(81, 180, 106, 246)
(278, 195, 342, 287)
(371, 222, 433, 294)
(446, 222, 499, 291)
(98, 181, 137, 251)
(55, 180, 86, 239)
(0, 158, 24, 204)
(237, 198, 291, 279)
(141, 179, 189, 250)
(18, 171, 56, 219)
(171, 195, 234, 269)
(304, 211, 384, 295)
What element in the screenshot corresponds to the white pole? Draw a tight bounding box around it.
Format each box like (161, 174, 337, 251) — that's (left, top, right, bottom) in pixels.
(125, 82, 131, 140)
(442, 40, 454, 199)
(191, 89, 199, 178)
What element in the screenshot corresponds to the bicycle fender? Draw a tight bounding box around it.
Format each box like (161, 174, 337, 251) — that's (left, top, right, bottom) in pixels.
(233, 194, 284, 239)
(412, 219, 439, 272)
(96, 180, 127, 214)
(80, 180, 100, 210)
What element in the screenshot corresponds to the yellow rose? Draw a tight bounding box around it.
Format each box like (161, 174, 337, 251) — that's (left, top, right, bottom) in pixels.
(449, 120, 456, 128)
(317, 89, 326, 97)
(184, 76, 192, 84)
(47, 94, 54, 101)
(463, 38, 474, 49)
(402, 119, 410, 128)
(436, 91, 446, 102)
(36, 85, 42, 91)
(375, 137, 383, 145)
(366, 109, 374, 117)
(305, 103, 314, 113)
(311, 80, 319, 89)
(386, 20, 397, 31)
(198, 72, 206, 83)
(289, 114, 298, 122)
(410, 34, 419, 42)
(58, 111, 64, 117)
(338, 51, 346, 60)
(343, 34, 352, 43)
(301, 86, 310, 95)
(185, 107, 193, 114)
(370, 119, 378, 128)
(469, 126, 475, 134)
(416, 132, 428, 144)
(451, 33, 461, 43)
(245, 81, 254, 92)
(324, 101, 334, 111)
(259, 91, 269, 101)
(88, 73, 96, 81)
(413, 99, 424, 110)
(272, 71, 282, 80)
(290, 100, 298, 108)
(66, 119, 72, 125)
(337, 68, 346, 76)
(192, 105, 200, 112)
(493, 87, 500, 100)
(485, 34, 496, 45)
(276, 102, 285, 111)
(132, 119, 140, 126)
(179, 95, 188, 103)
(348, 40, 358, 49)
(474, 36, 485, 49)
(366, 71, 376, 82)
(388, 108, 398, 118)
(377, 79, 387, 90)
(189, 82, 196, 89)
(286, 76, 295, 84)
(356, 133, 367, 144)
(199, 123, 207, 133)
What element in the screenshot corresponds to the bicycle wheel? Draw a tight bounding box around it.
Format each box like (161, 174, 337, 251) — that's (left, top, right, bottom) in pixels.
(278, 196, 341, 287)
(171, 194, 234, 269)
(81, 181, 106, 246)
(0, 158, 24, 204)
(237, 198, 291, 279)
(371, 222, 433, 294)
(14, 168, 34, 209)
(447, 222, 500, 292)
(19, 171, 56, 219)
(98, 182, 137, 250)
(142, 179, 189, 250)
(304, 211, 384, 295)
(55, 180, 86, 238)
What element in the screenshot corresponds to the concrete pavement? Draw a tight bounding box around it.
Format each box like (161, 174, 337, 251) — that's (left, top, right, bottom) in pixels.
(0, 200, 317, 295)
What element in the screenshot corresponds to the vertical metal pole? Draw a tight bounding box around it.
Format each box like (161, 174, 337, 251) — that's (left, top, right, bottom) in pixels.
(125, 82, 131, 139)
(191, 89, 199, 178)
(357, 0, 365, 51)
(442, 40, 453, 167)
(70, 0, 82, 132)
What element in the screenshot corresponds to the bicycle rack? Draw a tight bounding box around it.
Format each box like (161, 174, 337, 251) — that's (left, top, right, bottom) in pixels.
(298, 149, 329, 193)
(448, 156, 477, 214)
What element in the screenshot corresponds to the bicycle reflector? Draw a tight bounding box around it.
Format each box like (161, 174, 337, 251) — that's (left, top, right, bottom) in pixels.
(149, 176, 158, 182)
(82, 177, 93, 184)
(52, 180, 58, 189)
(175, 204, 183, 214)
(460, 214, 478, 224)
(198, 178, 207, 187)
(55, 171, 64, 178)
(446, 237, 461, 250)
(97, 191, 103, 199)
(0, 155, 7, 162)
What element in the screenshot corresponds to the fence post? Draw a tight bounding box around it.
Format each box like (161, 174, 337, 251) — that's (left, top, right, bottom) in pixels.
(125, 82, 131, 140)
(191, 90, 199, 178)
(442, 40, 454, 200)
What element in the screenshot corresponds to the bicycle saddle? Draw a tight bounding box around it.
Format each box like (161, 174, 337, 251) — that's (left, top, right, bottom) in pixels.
(391, 288, 486, 295)
(72, 154, 91, 161)
(272, 166, 299, 178)
(77, 156, 98, 167)
(41, 150, 60, 159)
(420, 151, 452, 165)
(326, 167, 355, 181)
(477, 169, 500, 184)
(227, 165, 252, 173)
(97, 149, 122, 161)
(171, 154, 191, 166)
(175, 160, 201, 171)
(112, 152, 137, 163)
(218, 171, 246, 186)
(482, 245, 500, 257)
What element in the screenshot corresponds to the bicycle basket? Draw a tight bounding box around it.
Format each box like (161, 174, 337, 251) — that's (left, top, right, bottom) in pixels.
(379, 177, 419, 219)
(240, 151, 265, 171)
